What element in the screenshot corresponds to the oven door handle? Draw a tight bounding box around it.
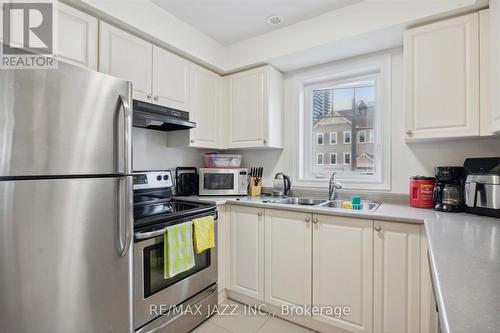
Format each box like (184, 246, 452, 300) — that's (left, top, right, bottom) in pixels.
(135, 211, 217, 240)
(135, 228, 167, 240)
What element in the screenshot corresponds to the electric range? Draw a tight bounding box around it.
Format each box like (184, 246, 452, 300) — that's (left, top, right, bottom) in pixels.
(132, 170, 218, 333)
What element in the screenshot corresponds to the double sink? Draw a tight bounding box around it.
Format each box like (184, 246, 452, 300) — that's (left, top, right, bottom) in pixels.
(268, 197, 381, 212)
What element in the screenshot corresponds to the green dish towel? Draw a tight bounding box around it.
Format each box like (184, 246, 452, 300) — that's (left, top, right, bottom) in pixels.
(164, 221, 195, 279)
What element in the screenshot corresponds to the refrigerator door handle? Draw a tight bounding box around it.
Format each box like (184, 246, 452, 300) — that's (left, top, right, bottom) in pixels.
(117, 176, 134, 256)
(118, 91, 133, 175)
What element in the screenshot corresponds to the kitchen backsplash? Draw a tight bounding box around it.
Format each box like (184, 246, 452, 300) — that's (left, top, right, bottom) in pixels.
(132, 127, 207, 171)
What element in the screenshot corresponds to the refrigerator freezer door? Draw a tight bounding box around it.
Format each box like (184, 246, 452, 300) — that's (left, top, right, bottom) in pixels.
(0, 61, 132, 177)
(0, 177, 133, 333)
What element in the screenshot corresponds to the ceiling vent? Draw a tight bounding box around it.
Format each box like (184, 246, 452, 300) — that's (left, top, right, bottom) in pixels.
(267, 15, 284, 27)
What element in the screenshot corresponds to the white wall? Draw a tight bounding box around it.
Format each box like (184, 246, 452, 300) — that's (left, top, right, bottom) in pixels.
(235, 49, 500, 194)
(76, 0, 483, 73)
(132, 127, 205, 171)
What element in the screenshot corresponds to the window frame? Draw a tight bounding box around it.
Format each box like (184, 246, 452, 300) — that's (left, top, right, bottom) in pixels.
(329, 132, 337, 145)
(368, 129, 375, 143)
(330, 153, 337, 165)
(358, 130, 367, 144)
(297, 54, 392, 191)
(344, 152, 351, 165)
(316, 153, 324, 165)
(316, 133, 324, 145)
(343, 131, 351, 144)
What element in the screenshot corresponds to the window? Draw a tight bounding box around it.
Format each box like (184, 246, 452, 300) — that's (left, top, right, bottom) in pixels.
(316, 153, 324, 165)
(344, 152, 351, 165)
(330, 153, 337, 165)
(316, 133, 324, 145)
(300, 54, 391, 190)
(343, 131, 351, 144)
(358, 130, 366, 143)
(330, 132, 337, 144)
(368, 129, 375, 143)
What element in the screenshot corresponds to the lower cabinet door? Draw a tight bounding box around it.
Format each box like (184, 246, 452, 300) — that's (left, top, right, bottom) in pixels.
(312, 214, 373, 333)
(217, 205, 231, 292)
(229, 205, 265, 301)
(373, 221, 421, 333)
(264, 209, 312, 308)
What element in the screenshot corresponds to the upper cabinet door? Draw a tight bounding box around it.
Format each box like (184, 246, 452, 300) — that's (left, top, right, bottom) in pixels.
(373, 221, 421, 333)
(490, 2, 500, 133)
(189, 64, 220, 147)
(152, 46, 190, 111)
(312, 214, 373, 333)
(479, 10, 492, 136)
(227, 67, 268, 148)
(57, 3, 97, 70)
(99, 22, 152, 103)
(404, 13, 480, 139)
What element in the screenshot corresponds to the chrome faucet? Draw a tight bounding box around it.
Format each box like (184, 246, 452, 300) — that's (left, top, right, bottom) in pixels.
(329, 172, 342, 201)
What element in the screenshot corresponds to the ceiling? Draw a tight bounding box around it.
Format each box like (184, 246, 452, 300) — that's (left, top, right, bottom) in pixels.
(151, 0, 361, 46)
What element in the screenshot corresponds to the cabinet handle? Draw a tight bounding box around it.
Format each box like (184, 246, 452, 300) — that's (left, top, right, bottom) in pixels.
(154, 95, 159, 101)
(190, 140, 195, 143)
(305, 217, 311, 223)
(375, 225, 381, 232)
(147, 93, 152, 100)
(263, 139, 267, 144)
(258, 212, 263, 217)
(406, 130, 413, 136)
(312, 218, 318, 224)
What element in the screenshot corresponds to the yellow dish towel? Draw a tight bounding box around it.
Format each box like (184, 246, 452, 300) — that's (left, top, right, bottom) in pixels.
(193, 216, 215, 254)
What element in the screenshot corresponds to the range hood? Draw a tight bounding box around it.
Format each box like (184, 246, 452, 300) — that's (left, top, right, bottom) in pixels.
(132, 99, 196, 131)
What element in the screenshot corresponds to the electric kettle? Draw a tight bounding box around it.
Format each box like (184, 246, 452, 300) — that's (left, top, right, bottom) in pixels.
(273, 173, 291, 196)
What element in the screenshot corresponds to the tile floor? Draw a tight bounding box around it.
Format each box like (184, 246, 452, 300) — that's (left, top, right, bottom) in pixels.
(191, 300, 316, 333)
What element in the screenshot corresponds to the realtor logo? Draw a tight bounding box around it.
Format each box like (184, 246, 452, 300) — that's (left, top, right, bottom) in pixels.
(1, 0, 57, 68)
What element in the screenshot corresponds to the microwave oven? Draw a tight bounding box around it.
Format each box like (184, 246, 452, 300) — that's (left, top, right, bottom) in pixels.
(199, 168, 248, 196)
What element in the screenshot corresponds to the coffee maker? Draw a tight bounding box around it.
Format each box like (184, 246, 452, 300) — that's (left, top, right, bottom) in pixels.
(433, 166, 465, 212)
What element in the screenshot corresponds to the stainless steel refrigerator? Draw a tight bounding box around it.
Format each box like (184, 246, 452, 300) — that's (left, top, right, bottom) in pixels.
(0, 61, 134, 333)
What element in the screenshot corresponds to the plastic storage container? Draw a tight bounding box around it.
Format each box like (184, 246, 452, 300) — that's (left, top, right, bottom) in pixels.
(204, 153, 242, 168)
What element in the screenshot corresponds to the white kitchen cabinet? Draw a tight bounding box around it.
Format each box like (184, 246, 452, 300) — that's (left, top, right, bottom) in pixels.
(489, 2, 500, 133)
(230, 206, 265, 301)
(404, 13, 480, 139)
(480, 10, 492, 136)
(99, 22, 152, 102)
(373, 221, 421, 333)
(57, 3, 97, 70)
(264, 209, 312, 308)
(217, 205, 230, 295)
(152, 46, 190, 111)
(420, 226, 439, 333)
(166, 64, 221, 149)
(226, 65, 283, 149)
(312, 214, 373, 333)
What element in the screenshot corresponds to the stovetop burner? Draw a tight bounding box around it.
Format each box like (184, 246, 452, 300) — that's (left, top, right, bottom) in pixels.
(134, 200, 200, 220)
(132, 170, 216, 230)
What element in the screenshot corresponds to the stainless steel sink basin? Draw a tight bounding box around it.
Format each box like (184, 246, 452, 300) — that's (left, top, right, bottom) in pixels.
(319, 200, 381, 212)
(273, 197, 328, 206)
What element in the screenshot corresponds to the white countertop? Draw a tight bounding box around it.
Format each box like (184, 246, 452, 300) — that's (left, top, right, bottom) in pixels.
(175, 194, 500, 333)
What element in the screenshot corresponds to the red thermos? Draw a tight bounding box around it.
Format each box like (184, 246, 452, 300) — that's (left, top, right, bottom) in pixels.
(409, 176, 435, 208)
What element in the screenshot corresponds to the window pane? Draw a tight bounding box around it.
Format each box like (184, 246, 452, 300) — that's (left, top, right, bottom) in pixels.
(359, 131, 366, 143)
(309, 78, 377, 178)
(317, 133, 323, 145)
(330, 132, 337, 144)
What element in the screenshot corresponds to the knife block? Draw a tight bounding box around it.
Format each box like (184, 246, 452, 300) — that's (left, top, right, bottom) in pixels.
(248, 177, 262, 196)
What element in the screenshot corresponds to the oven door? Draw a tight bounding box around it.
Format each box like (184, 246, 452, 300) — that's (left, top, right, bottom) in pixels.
(133, 212, 218, 330)
(199, 170, 238, 195)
